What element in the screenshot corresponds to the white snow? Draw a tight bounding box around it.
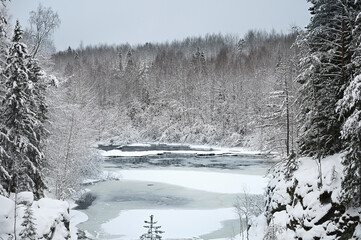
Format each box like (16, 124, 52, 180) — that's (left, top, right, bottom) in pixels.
(0, 193, 70, 240)
(260, 153, 361, 239)
(69, 209, 88, 240)
(0, 195, 15, 235)
(101, 208, 237, 240)
(32, 198, 70, 239)
(16, 191, 34, 205)
(127, 143, 152, 147)
(100, 145, 263, 157)
(248, 214, 268, 240)
(117, 169, 268, 194)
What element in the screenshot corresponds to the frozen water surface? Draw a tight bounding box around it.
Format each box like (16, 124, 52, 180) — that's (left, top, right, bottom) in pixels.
(102, 208, 236, 240)
(76, 144, 272, 239)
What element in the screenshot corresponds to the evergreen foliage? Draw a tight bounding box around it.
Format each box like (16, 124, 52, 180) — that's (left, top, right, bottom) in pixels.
(337, 9, 361, 207)
(0, 20, 46, 199)
(296, 0, 353, 159)
(19, 205, 37, 240)
(140, 215, 164, 240)
(338, 75, 361, 207)
(0, 0, 10, 197)
(296, 0, 361, 206)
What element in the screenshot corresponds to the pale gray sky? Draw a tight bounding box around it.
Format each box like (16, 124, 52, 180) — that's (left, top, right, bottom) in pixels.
(7, 0, 311, 51)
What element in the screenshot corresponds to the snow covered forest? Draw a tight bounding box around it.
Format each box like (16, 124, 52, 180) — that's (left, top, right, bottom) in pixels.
(0, 0, 361, 239)
(51, 29, 300, 152)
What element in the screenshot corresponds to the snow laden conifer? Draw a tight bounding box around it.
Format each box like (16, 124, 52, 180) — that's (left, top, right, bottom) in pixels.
(0, 20, 46, 198)
(337, 74, 361, 208)
(297, 0, 353, 158)
(140, 215, 164, 240)
(337, 10, 361, 208)
(296, 0, 356, 187)
(0, 2, 10, 69)
(19, 205, 37, 240)
(0, 0, 11, 196)
(124, 48, 136, 101)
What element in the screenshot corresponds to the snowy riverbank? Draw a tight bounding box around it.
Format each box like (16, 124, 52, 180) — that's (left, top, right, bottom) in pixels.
(0, 192, 70, 240)
(250, 153, 361, 239)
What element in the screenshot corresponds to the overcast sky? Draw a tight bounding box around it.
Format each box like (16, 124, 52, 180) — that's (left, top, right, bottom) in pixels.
(7, 0, 311, 51)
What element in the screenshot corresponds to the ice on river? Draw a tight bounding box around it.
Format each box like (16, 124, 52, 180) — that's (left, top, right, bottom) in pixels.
(118, 169, 268, 194)
(102, 208, 237, 240)
(78, 144, 270, 239)
(100, 144, 262, 157)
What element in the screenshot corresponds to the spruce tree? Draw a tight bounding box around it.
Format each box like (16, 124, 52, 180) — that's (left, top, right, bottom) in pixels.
(0, 20, 46, 198)
(337, 9, 361, 208)
(0, 2, 9, 68)
(125, 48, 137, 100)
(0, 0, 10, 196)
(140, 215, 164, 240)
(19, 205, 37, 240)
(296, 0, 358, 188)
(26, 58, 47, 198)
(118, 52, 123, 72)
(297, 0, 354, 159)
(126, 49, 134, 70)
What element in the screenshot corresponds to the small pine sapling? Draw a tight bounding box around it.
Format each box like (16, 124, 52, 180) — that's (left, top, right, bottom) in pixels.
(140, 215, 164, 240)
(19, 205, 37, 240)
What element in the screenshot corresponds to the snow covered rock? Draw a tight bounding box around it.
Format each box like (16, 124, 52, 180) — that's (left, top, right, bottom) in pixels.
(0, 195, 15, 236)
(263, 154, 361, 239)
(0, 192, 70, 240)
(16, 191, 34, 206)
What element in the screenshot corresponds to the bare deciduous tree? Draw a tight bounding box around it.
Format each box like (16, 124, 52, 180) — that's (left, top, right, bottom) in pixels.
(28, 3, 60, 58)
(234, 189, 264, 240)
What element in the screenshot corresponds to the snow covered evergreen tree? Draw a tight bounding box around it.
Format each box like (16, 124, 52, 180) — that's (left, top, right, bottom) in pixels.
(118, 51, 123, 72)
(295, 1, 358, 188)
(0, 3, 9, 68)
(126, 48, 135, 70)
(297, 0, 354, 160)
(140, 215, 164, 240)
(338, 75, 361, 208)
(0, 0, 10, 196)
(337, 9, 361, 208)
(0, 20, 46, 199)
(19, 205, 37, 240)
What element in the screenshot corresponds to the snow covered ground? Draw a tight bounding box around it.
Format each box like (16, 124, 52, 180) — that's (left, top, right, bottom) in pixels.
(258, 153, 361, 240)
(0, 192, 70, 240)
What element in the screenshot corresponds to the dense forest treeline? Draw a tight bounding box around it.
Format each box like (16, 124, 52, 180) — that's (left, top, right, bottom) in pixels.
(51, 30, 300, 155)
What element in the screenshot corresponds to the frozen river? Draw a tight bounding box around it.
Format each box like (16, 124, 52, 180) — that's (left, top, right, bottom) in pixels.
(74, 143, 272, 240)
